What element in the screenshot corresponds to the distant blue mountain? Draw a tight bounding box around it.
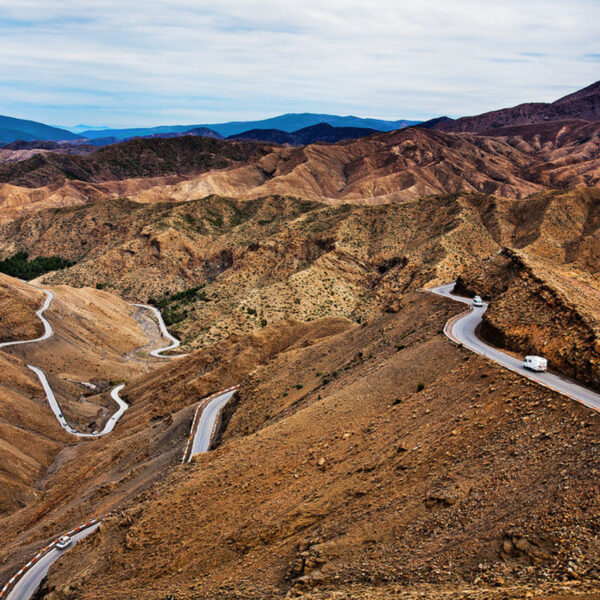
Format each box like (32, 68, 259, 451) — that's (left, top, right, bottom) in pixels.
(79, 113, 420, 140)
(68, 124, 111, 134)
(0, 115, 82, 143)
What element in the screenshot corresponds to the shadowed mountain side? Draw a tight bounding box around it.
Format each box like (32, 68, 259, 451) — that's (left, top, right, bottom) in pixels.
(429, 81, 600, 133)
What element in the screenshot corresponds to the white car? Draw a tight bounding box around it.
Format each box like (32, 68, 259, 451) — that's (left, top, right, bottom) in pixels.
(55, 535, 72, 550)
(523, 355, 548, 372)
(472, 295, 483, 307)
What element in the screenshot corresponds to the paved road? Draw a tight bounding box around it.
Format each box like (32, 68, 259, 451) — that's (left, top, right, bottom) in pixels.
(2, 289, 210, 600)
(4, 386, 237, 599)
(0, 288, 53, 348)
(28, 365, 128, 437)
(4, 525, 100, 600)
(131, 303, 188, 358)
(190, 389, 237, 457)
(430, 283, 600, 412)
(0, 283, 129, 438)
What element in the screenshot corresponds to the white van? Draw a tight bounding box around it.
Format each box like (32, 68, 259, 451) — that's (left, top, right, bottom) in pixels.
(472, 295, 483, 307)
(523, 355, 547, 372)
(56, 535, 72, 550)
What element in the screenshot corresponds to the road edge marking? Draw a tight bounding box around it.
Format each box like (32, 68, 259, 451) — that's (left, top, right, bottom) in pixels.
(182, 385, 240, 464)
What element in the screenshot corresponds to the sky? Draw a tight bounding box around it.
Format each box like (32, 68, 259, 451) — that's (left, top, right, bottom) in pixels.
(0, 0, 598, 129)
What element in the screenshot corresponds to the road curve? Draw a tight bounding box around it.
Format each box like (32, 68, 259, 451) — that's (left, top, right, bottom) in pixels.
(187, 388, 238, 460)
(430, 283, 600, 412)
(131, 303, 188, 358)
(0, 288, 53, 348)
(28, 365, 128, 437)
(3, 524, 100, 600)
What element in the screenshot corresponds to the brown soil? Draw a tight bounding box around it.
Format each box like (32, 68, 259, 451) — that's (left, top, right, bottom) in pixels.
(23, 291, 600, 600)
(0, 277, 154, 518)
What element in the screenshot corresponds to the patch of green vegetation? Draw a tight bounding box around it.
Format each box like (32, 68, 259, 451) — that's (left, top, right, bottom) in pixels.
(149, 285, 207, 309)
(148, 285, 209, 326)
(0, 251, 75, 280)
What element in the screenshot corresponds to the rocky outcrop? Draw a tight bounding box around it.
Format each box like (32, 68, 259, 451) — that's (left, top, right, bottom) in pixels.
(458, 249, 600, 389)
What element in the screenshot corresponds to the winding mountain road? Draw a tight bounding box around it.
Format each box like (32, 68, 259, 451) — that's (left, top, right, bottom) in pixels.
(3, 385, 238, 600)
(132, 303, 189, 358)
(2, 288, 187, 439)
(3, 525, 100, 600)
(1, 284, 232, 600)
(0, 284, 130, 437)
(430, 283, 600, 412)
(0, 288, 53, 348)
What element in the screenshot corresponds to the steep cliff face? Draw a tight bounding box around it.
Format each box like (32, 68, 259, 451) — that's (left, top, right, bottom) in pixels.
(457, 249, 600, 389)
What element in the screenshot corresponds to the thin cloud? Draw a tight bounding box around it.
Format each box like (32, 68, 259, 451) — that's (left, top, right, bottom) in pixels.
(0, 0, 597, 127)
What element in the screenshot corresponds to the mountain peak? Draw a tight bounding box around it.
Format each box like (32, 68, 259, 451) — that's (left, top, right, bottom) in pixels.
(553, 80, 600, 105)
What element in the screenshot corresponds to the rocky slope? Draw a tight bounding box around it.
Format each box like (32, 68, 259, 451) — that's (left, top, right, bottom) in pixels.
(14, 290, 600, 600)
(0, 276, 155, 516)
(0, 194, 501, 347)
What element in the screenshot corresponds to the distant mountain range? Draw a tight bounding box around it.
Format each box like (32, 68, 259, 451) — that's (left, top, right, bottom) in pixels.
(0, 115, 82, 144)
(2, 80, 598, 148)
(0, 112, 418, 147)
(75, 113, 419, 140)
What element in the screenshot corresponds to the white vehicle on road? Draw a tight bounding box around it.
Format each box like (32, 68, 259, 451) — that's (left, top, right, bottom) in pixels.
(523, 355, 547, 372)
(55, 536, 72, 550)
(472, 295, 483, 307)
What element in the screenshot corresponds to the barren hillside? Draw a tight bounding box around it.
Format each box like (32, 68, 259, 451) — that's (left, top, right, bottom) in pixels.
(0, 277, 155, 516)
(0, 121, 599, 225)
(15, 291, 600, 600)
(0, 193, 502, 347)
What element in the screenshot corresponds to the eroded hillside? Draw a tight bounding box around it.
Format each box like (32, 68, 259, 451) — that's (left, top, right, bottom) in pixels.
(23, 291, 600, 600)
(0, 119, 599, 225)
(0, 194, 501, 347)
